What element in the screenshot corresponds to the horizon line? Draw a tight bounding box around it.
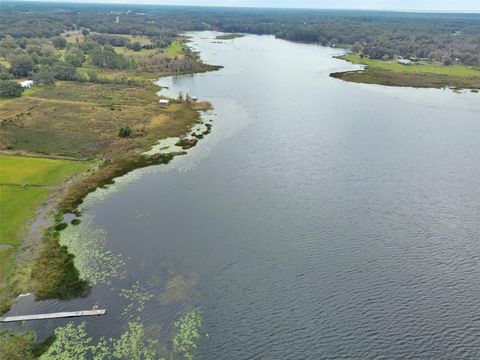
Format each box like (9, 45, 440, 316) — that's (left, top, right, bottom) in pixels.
(3, 0, 480, 14)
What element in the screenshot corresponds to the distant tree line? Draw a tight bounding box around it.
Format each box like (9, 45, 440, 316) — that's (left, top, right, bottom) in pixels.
(1, 2, 479, 66)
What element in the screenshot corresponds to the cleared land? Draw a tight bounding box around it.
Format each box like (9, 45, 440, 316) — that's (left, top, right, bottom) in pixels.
(331, 55, 480, 89)
(164, 41, 184, 57)
(0, 81, 199, 158)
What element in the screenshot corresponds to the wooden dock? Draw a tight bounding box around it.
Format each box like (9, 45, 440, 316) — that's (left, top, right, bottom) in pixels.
(0, 309, 106, 323)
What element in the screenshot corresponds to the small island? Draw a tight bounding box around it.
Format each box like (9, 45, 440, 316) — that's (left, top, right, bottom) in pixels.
(215, 33, 245, 40)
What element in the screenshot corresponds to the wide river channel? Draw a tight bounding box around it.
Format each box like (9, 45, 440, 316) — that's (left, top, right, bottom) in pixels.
(3, 32, 480, 359)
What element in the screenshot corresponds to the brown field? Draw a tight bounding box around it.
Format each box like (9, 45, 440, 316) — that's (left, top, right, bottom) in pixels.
(0, 81, 201, 159)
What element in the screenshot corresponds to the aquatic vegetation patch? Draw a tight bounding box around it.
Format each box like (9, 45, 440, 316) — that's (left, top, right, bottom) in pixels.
(39, 322, 93, 360)
(39, 321, 160, 360)
(173, 309, 203, 360)
(120, 281, 154, 318)
(158, 272, 199, 306)
(59, 216, 125, 285)
(133, 209, 151, 219)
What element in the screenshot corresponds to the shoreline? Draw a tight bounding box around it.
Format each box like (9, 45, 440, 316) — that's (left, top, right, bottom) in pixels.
(1, 69, 219, 315)
(330, 54, 480, 90)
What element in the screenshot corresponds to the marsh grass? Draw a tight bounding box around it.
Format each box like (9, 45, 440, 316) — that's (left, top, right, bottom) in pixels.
(31, 229, 90, 300)
(333, 55, 480, 89)
(1, 81, 204, 159)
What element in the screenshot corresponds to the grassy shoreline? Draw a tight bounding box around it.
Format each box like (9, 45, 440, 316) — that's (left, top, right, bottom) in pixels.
(0, 93, 213, 314)
(0, 44, 220, 315)
(331, 55, 480, 90)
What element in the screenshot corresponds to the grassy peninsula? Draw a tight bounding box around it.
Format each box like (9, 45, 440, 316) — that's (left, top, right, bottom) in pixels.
(331, 55, 480, 90)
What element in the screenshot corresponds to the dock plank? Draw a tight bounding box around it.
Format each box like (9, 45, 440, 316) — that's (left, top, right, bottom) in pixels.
(0, 309, 106, 323)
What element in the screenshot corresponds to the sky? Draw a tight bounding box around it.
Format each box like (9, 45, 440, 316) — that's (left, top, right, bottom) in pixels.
(21, 0, 480, 12)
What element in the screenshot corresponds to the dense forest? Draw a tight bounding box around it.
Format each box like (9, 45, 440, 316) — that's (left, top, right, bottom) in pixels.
(1, 1, 479, 66)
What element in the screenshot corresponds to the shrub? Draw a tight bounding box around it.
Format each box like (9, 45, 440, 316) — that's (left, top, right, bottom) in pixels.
(9, 54, 34, 77)
(0, 80, 24, 97)
(51, 36, 67, 49)
(118, 126, 132, 138)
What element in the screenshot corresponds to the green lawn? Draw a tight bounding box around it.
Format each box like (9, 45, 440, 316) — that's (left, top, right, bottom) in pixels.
(342, 55, 480, 77)
(164, 42, 183, 57)
(0, 155, 90, 186)
(0, 186, 49, 246)
(0, 155, 91, 246)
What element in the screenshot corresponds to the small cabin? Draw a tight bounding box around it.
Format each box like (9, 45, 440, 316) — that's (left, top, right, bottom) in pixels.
(159, 99, 170, 106)
(20, 80, 34, 88)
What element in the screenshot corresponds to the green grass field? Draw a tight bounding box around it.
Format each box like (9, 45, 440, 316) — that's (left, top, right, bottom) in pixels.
(0, 155, 91, 246)
(164, 42, 183, 57)
(0, 155, 90, 186)
(0, 186, 49, 246)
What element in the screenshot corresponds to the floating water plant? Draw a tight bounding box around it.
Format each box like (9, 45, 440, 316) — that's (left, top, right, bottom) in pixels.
(40, 322, 161, 360)
(120, 281, 154, 317)
(59, 215, 125, 285)
(133, 209, 151, 219)
(173, 309, 203, 360)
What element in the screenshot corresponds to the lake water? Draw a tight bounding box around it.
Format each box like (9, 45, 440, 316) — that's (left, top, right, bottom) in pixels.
(3, 32, 480, 359)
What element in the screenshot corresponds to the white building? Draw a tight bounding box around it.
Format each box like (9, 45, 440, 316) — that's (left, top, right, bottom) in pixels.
(159, 99, 170, 106)
(398, 59, 413, 65)
(20, 80, 34, 88)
